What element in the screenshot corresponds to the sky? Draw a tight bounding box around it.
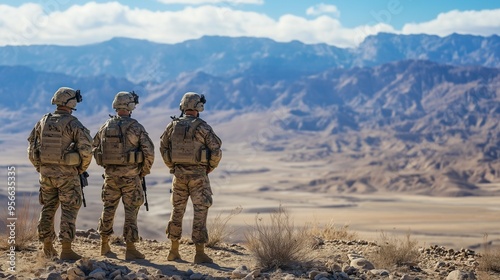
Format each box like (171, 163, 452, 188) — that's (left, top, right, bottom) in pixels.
(0, 0, 499, 48)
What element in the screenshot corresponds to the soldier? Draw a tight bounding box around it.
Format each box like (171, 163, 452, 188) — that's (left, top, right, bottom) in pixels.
(160, 92, 222, 263)
(93, 91, 154, 260)
(27, 87, 93, 260)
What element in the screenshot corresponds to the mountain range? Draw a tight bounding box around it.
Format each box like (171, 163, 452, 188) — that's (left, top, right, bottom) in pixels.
(2, 33, 500, 196)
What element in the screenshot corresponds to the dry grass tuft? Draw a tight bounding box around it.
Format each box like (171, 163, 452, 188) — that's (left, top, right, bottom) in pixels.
(244, 205, 311, 269)
(479, 234, 500, 273)
(372, 230, 420, 268)
(207, 206, 242, 247)
(308, 220, 358, 241)
(0, 195, 38, 251)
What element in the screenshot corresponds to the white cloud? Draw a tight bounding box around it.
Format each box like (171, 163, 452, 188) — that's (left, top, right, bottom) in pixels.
(402, 9, 500, 37)
(306, 3, 340, 18)
(158, 0, 263, 4)
(0, 3, 498, 48)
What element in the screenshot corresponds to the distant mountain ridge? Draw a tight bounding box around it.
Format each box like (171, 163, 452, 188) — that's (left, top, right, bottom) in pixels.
(0, 33, 499, 83)
(2, 34, 500, 196)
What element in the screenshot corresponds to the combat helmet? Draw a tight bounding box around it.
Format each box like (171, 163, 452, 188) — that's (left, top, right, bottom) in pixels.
(112, 91, 139, 111)
(51, 87, 82, 109)
(179, 92, 206, 112)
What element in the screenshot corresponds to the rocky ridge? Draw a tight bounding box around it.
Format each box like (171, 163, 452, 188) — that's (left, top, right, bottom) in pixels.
(1, 229, 499, 280)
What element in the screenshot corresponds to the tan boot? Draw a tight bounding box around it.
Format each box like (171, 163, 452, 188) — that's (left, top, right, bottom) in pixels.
(101, 236, 112, 256)
(42, 240, 58, 257)
(167, 240, 181, 261)
(125, 242, 145, 260)
(60, 241, 82, 260)
(194, 243, 213, 264)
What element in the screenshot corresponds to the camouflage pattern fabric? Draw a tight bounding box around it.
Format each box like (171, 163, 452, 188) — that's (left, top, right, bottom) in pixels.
(93, 116, 155, 177)
(27, 110, 92, 243)
(38, 175, 83, 242)
(97, 175, 144, 242)
(28, 110, 93, 176)
(160, 115, 222, 243)
(160, 115, 222, 175)
(93, 115, 154, 242)
(166, 173, 213, 243)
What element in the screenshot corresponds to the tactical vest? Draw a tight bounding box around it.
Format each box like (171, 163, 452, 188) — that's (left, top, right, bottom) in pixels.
(98, 117, 143, 166)
(39, 113, 81, 166)
(170, 117, 208, 165)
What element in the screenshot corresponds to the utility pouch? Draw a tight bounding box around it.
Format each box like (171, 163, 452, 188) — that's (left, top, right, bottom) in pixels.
(200, 147, 208, 164)
(95, 152, 103, 166)
(128, 151, 144, 164)
(31, 148, 41, 163)
(64, 152, 81, 166)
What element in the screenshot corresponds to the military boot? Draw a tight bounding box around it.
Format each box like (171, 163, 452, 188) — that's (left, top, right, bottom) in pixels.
(167, 240, 181, 261)
(194, 243, 213, 264)
(125, 242, 145, 260)
(60, 241, 82, 260)
(42, 240, 58, 257)
(100, 236, 112, 256)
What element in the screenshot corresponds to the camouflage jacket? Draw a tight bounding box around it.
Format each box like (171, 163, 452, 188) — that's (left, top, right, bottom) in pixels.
(27, 110, 93, 177)
(160, 115, 222, 175)
(93, 115, 155, 178)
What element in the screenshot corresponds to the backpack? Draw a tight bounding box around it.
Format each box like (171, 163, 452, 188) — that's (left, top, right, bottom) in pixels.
(98, 117, 143, 166)
(38, 113, 80, 166)
(170, 117, 208, 165)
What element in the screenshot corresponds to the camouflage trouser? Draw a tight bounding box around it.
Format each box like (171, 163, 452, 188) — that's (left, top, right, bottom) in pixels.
(97, 175, 144, 243)
(166, 173, 213, 244)
(38, 175, 82, 243)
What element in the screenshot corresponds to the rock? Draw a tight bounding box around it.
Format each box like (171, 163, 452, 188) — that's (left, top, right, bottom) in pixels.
(76, 258, 94, 274)
(110, 270, 123, 278)
(88, 232, 100, 239)
(171, 275, 183, 280)
(89, 268, 107, 280)
(370, 269, 390, 276)
(343, 265, 357, 275)
(313, 272, 330, 280)
(46, 272, 63, 280)
(347, 253, 364, 260)
(232, 265, 250, 279)
(124, 273, 137, 280)
(308, 270, 321, 279)
(190, 273, 204, 280)
(446, 270, 476, 280)
(67, 267, 86, 280)
(350, 258, 375, 270)
(75, 229, 89, 238)
(335, 272, 350, 280)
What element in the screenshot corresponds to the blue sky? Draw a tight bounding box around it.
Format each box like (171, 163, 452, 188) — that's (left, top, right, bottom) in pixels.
(1, 0, 499, 47)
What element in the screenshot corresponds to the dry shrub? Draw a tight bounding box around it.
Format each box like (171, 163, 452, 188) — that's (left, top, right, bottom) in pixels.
(244, 205, 311, 269)
(309, 220, 358, 241)
(207, 206, 243, 247)
(0, 195, 38, 250)
(372, 230, 420, 268)
(479, 234, 500, 273)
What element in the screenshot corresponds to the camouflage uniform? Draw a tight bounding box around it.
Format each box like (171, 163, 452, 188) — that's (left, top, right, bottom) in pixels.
(93, 93, 154, 246)
(27, 87, 92, 259)
(160, 115, 222, 243)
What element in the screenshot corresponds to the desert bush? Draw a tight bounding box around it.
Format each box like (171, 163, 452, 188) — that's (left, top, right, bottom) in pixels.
(244, 205, 311, 269)
(372, 230, 420, 268)
(309, 220, 358, 241)
(0, 195, 38, 250)
(207, 206, 242, 247)
(479, 234, 500, 273)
